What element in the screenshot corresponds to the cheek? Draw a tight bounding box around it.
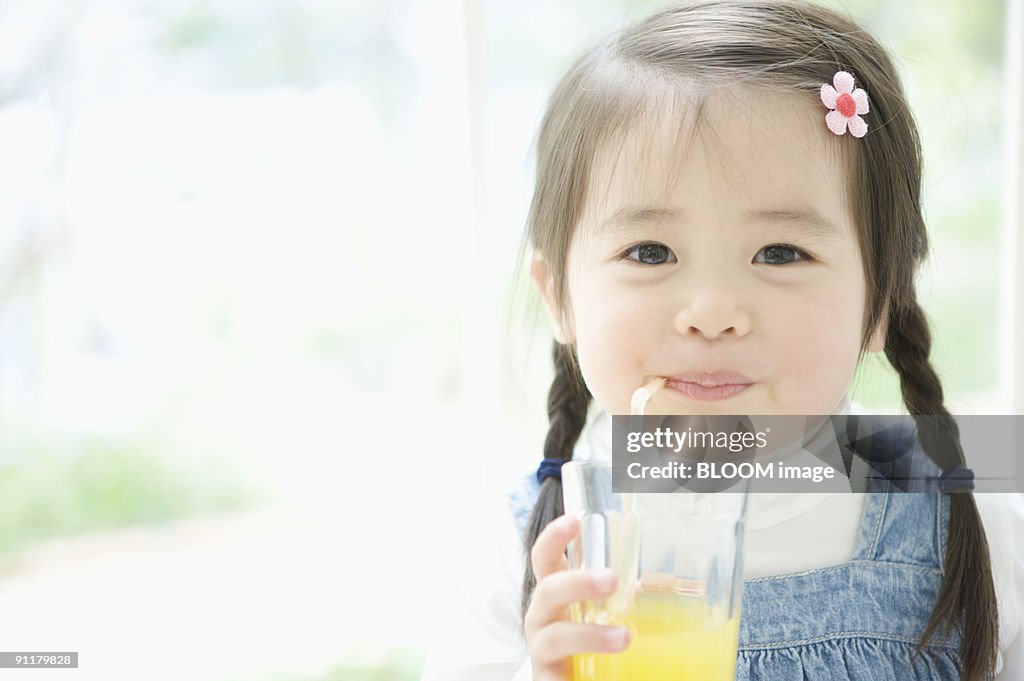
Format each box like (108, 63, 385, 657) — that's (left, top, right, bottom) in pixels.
(570, 285, 656, 414)
(766, 276, 866, 410)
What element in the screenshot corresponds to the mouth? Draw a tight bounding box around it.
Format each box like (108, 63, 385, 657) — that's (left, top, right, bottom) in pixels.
(664, 371, 754, 402)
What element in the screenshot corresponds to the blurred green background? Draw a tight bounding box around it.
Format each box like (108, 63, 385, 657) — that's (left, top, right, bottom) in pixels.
(0, 1, 1011, 680)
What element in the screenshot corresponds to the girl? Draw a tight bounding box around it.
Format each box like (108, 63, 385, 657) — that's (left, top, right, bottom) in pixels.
(419, 1, 1022, 680)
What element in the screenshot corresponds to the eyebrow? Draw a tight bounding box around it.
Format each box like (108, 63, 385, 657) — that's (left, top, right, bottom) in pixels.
(598, 206, 680, 233)
(597, 206, 844, 240)
(744, 208, 844, 240)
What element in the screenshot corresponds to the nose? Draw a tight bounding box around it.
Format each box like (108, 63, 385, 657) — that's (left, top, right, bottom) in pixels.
(673, 284, 753, 340)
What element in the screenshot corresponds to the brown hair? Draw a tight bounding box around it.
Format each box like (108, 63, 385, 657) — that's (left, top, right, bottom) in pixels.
(519, 1, 998, 678)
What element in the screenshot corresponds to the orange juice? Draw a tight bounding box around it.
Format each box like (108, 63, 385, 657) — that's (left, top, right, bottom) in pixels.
(572, 592, 740, 681)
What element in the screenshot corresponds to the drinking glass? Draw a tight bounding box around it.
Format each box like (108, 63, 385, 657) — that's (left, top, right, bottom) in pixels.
(562, 460, 748, 681)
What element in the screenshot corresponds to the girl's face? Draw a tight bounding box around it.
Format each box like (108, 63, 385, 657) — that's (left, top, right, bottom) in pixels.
(535, 89, 884, 416)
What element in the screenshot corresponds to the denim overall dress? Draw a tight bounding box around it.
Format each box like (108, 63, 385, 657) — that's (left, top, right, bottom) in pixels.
(508, 454, 963, 679)
(734, 481, 962, 679)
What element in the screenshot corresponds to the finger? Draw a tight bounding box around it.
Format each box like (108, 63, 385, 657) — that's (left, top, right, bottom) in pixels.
(531, 514, 577, 581)
(531, 621, 631, 666)
(533, 670, 566, 681)
(533, 664, 572, 681)
(526, 568, 617, 632)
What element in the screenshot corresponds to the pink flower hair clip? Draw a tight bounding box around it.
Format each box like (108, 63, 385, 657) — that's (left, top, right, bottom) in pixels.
(820, 71, 869, 138)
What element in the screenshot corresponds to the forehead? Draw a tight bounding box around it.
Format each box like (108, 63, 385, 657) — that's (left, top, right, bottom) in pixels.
(580, 87, 854, 232)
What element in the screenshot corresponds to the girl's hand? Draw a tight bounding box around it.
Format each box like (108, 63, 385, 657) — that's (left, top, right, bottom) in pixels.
(524, 514, 631, 681)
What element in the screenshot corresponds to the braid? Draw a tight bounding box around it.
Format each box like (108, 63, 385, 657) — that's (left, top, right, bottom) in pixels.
(519, 341, 592, 624)
(885, 298, 998, 680)
(885, 300, 962, 471)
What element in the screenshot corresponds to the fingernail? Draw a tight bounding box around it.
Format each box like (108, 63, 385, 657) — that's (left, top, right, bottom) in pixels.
(592, 569, 616, 592)
(606, 627, 629, 650)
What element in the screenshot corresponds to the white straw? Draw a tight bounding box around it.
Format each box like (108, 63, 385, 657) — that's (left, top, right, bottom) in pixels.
(624, 377, 667, 515)
(630, 376, 667, 416)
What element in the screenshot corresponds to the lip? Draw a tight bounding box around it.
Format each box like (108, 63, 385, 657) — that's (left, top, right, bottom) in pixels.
(665, 371, 754, 402)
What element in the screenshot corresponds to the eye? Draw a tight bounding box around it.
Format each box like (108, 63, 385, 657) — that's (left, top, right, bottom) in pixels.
(753, 244, 810, 265)
(622, 242, 677, 265)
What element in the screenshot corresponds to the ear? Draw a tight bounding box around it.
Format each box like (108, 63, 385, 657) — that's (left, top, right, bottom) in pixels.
(530, 252, 573, 344)
(866, 308, 888, 353)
